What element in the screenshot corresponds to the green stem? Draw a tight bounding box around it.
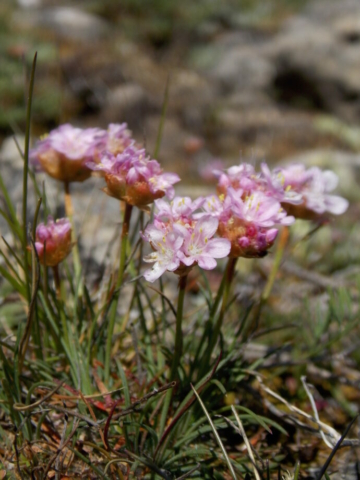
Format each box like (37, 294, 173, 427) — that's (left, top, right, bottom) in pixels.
(52, 264, 69, 347)
(64, 182, 81, 280)
(190, 273, 227, 379)
(159, 274, 188, 437)
(202, 257, 237, 374)
(104, 202, 133, 384)
(252, 226, 289, 329)
(261, 226, 289, 301)
(170, 274, 188, 381)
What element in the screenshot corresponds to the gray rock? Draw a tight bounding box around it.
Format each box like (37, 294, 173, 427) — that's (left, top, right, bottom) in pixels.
(209, 47, 275, 93)
(102, 83, 149, 125)
(0, 135, 25, 169)
(13, 7, 109, 41)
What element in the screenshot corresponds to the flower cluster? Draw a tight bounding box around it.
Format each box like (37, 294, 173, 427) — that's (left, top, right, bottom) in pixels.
(261, 163, 349, 219)
(142, 197, 231, 282)
(195, 161, 349, 258)
(87, 146, 180, 207)
(30, 122, 349, 279)
(31, 122, 180, 206)
(30, 124, 105, 183)
(34, 217, 72, 267)
(30, 123, 136, 182)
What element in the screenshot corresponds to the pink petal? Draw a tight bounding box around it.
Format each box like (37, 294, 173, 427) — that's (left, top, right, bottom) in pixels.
(204, 238, 231, 258)
(197, 256, 217, 270)
(195, 215, 219, 239)
(325, 195, 349, 215)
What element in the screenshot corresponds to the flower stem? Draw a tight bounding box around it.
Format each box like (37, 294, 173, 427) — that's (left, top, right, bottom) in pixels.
(250, 226, 290, 334)
(262, 226, 289, 301)
(52, 264, 61, 300)
(159, 273, 188, 437)
(52, 265, 68, 345)
(104, 202, 133, 384)
(170, 274, 188, 381)
(202, 257, 237, 374)
(64, 182, 81, 280)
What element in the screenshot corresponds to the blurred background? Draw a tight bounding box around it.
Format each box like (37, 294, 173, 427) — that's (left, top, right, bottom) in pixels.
(1, 0, 360, 192)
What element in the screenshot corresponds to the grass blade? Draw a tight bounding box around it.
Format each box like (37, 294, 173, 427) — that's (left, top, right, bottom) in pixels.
(22, 51, 37, 302)
(191, 383, 237, 480)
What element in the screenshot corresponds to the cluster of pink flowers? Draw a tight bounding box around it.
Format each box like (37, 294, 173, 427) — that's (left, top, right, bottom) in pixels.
(34, 217, 72, 267)
(87, 146, 180, 206)
(31, 123, 180, 206)
(142, 160, 349, 277)
(30, 122, 349, 276)
(142, 197, 231, 282)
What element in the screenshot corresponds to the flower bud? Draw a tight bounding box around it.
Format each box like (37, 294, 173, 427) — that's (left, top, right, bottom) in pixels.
(34, 217, 72, 267)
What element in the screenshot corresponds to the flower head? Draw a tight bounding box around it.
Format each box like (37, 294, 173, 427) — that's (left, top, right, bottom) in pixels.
(30, 124, 105, 182)
(262, 163, 349, 218)
(89, 145, 180, 206)
(105, 123, 134, 155)
(210, 188, 294, 258)
(178, 215, 231, 270)
(142, 225, 184, 282)
(34, 217, 72, 266)
(217, 162, 260, 195)
(142, 198, 230, 281)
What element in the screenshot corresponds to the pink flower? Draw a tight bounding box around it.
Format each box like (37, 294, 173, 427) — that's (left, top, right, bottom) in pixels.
(194, 195, 224, 219)
(302, 167, 349, 216)
(217, 189, 294, 258)
(31, 124, 105, 182)
(105, 123, 134, 155)
(217, 162, 260, 195)
(199, 159, 225, 182)
(155, 197, 204, 225)
(142, 225, 184, 282)
(34, 216, 72, 266)
(227, 188, 294, 228)
(261, 163, 304, 205)
(142, 198, 231, 281)
(89, 146, 180, 206)
(262, 163, 349, 218)
(178, 216, 230, 269)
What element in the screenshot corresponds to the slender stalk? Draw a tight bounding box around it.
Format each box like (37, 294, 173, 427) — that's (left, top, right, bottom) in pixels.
(52, 265, 61, 300)
(52, 265, 69, 347)
(262, 226, 289, 301)
(64, 182, 81, 279)
(104, 202, 133, 383)
(202, 257, 237, 374)
(251, 226, 290, 329)
(170, 274, 188, 381)
(22, 52, 37, 302)
(116, 203, 133, 290)
(190, 273, 226, 379)
(159, 273, 188, 437)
